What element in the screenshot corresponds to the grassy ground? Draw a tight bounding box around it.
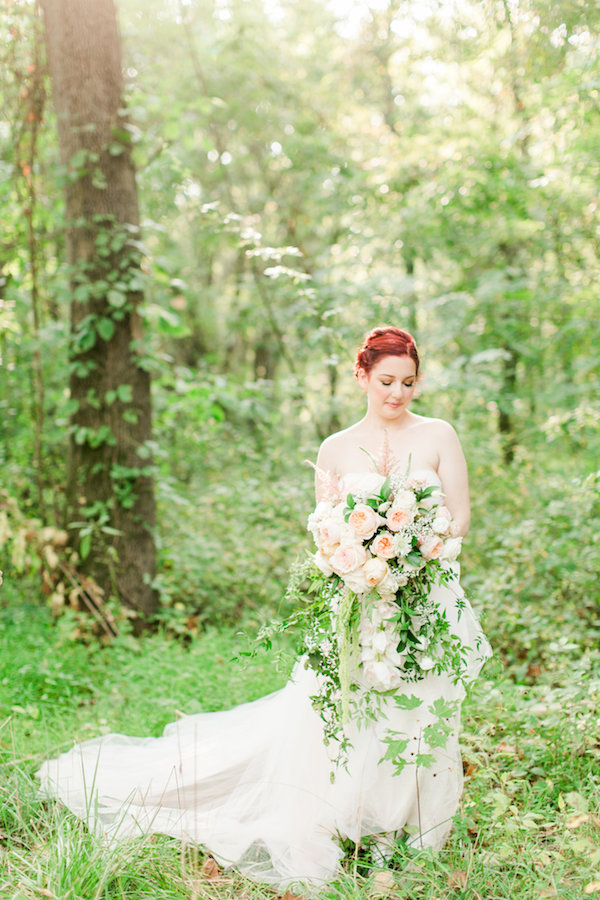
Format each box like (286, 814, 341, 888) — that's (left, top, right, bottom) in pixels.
(1, 586, 599, 900)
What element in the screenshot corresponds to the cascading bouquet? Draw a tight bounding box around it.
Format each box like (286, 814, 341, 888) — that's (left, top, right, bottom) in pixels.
(282, 467, 468, 755)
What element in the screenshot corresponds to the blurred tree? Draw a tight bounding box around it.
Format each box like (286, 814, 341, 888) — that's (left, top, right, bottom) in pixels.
(40, 0, 158, 621)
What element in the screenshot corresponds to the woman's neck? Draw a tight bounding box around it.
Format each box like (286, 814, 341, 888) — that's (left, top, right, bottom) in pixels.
(359, 408, 416, 432)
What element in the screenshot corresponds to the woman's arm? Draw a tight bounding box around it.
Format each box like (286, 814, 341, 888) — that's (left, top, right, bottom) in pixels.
(435, 421, 470, 537)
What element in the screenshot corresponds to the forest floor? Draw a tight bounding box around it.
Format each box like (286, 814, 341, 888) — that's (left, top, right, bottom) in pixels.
(1, 585, 599, 900)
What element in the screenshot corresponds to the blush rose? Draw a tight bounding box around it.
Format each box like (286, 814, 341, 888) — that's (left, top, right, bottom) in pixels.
(348, 504, 380, 539)
(371, 530, 396, 560)
(330, 542, 368, 575)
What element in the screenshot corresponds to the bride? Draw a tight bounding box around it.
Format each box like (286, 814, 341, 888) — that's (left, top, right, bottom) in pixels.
(37, 326, 491, 891)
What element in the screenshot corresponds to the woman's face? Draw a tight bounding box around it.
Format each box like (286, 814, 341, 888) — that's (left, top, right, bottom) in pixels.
(357, 354, 418, 420)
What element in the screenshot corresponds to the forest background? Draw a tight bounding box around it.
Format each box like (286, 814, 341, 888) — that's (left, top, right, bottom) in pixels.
(1, 0, 599, 898)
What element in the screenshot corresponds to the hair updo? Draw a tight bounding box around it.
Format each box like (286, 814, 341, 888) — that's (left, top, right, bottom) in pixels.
(353, 326, 420, 377)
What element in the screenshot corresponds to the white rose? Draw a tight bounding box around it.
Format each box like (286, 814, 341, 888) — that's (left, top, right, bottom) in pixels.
(362, 556, 390, 588)
(378, 566, 399, 596)
(343, 566, 369, 594)
(314, 551, 334, 577)
(394, 489, 418, 512)
(342, 472, 386, 498)
(432, 506, 452, 534)
(319, 516, 346, 547)
(307, 500, 330, 536)
(439, 536, 463, 562)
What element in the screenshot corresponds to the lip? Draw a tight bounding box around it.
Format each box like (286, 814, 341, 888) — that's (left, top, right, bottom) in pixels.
(386, 402, 401, 408)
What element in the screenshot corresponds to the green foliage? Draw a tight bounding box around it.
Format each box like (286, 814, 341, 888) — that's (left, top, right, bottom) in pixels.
(467, 467, 600, 676)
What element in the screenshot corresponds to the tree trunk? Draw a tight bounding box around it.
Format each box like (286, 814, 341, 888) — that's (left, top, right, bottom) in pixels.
(40, 0, 158, 622)
(498, 343, 518, 466)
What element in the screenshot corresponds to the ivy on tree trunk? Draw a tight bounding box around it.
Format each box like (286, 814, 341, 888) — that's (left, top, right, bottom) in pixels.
(40, 0, 158, 622)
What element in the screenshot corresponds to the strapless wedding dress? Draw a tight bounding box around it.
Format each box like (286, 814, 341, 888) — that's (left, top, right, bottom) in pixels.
(37, 470, 491, 891)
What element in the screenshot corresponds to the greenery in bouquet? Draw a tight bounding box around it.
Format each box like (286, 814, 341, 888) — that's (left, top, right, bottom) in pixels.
(262, 468, 471, 771)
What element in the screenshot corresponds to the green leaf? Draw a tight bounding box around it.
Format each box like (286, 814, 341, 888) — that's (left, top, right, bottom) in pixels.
(73, 284, 91, 303)
(381, 736, 410, 760)
(423, 720, 451, 749)
(394, 693, 422, 710)
(128, 274, 145, 292)
(92, 168, 107, 190)
(107, 289, 127, 308)
(406, 551, 423, 566)
(96, 317, 115, 341)
(415, 753, 436, 768)
(76, 327, 96, 352)
(379, 477, 391, 499)
(69, 149, 89, 171)
(430, 698, 459, 718)
(79, 532, 91, 560)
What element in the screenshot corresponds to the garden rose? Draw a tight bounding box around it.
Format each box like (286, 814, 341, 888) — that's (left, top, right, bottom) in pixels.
(341, 472, 386, 498)
(330, 541, 367, 574)
(419, 534, 444, 560)
(306, 501, 330, 541)
(314, 551, 334, 577)
(343, 567, 369, 594)
(348, 503, 381, 539)
(439, 536, 462, 562)
(432, 506, 452, 534)
(371, 530, 396, 560)
(362, 556, 390, 587)
(386, 490, 417, 530)
(319, 517, 345, 547)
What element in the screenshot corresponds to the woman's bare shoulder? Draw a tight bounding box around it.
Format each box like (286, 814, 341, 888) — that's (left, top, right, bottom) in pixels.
(316, 422, 363, 469)
(411, 414, 459, 437)
(319, 422, 362, 448)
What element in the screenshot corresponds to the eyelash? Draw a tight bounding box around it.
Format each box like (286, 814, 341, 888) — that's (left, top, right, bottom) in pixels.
(380, 381, 414, 388)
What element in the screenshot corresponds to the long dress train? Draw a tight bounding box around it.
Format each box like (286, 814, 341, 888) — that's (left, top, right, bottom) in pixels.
(37, 471, 491, 891)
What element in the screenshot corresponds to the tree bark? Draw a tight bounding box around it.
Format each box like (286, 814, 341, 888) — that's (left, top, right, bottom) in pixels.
(40, 0, 158, 622)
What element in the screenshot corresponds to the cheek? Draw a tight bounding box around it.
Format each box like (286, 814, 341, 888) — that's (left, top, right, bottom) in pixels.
(372, 384, 389, 401)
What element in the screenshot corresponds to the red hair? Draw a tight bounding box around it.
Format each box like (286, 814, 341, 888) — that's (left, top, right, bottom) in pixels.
(353, 326, 420, 376)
